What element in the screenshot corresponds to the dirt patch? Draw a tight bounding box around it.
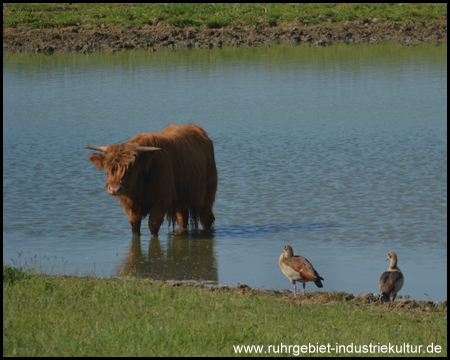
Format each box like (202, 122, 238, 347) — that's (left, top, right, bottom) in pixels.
(257, 289, 445, 313)
(169, 281, 446, 313)
(3, 17, 447, 54)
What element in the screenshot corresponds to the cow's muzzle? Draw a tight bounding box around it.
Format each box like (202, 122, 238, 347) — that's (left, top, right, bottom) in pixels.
(107, 185, 122, 196)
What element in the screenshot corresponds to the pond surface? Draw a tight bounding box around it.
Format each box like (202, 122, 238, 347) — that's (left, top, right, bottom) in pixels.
(3, 43, 447, 301)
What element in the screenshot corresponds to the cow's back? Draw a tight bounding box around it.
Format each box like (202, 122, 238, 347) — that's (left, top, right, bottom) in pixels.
(127, 124, 217, 207)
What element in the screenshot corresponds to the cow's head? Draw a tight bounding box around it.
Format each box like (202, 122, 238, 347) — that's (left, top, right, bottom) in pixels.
(85, 144, 160, 196)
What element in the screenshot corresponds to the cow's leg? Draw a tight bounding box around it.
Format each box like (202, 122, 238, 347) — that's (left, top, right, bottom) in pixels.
(176, 207, 189, 229)
(198, 206, 215, 229)
(148, 206, 165, 236)
(189, 206, 199, 228)
(127, 211, 142, 236)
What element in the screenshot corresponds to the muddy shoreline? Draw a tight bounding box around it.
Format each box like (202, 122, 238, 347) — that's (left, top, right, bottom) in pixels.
(234, 286, 447, 313)
(120, 278, 447, 312)
(3, 17, 447, 55)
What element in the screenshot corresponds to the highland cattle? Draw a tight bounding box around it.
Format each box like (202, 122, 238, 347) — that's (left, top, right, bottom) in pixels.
(85, 124, 218, 236)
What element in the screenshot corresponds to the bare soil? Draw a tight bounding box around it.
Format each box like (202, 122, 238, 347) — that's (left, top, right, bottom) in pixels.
(168, 282, 447, 313)
(3, 17, 447, 55)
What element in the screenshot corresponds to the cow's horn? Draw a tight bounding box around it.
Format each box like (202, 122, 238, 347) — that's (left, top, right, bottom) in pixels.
(84, 145, 108, 152)
(136, 146, 161, 152)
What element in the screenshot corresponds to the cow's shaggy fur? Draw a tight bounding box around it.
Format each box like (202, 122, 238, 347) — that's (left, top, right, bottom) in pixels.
(88, 124, 217, 236)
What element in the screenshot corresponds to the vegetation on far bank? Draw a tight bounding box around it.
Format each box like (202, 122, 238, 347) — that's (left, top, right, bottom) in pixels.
(3, 3, 447, 31)
(3, 266, 447, 357)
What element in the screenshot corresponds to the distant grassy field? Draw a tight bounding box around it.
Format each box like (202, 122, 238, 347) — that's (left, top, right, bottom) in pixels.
(3, 3, 447, 30)
(3, 266, 447, 357)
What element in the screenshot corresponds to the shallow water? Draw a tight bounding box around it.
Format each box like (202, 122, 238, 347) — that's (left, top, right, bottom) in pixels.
(3, 43, 447, 300)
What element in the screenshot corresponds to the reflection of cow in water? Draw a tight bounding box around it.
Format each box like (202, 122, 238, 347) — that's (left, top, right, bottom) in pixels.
(85, 124, 218, 236)
(117, 232, 218, 282)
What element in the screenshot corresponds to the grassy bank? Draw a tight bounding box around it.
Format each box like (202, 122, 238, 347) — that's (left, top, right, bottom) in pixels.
(3, 3, 446, 53)
(3, 266, 447, 357)
(3, 3, 447, 30)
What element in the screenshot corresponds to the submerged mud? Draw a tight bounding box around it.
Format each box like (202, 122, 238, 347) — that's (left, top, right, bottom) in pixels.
(3, 17, 447, 55)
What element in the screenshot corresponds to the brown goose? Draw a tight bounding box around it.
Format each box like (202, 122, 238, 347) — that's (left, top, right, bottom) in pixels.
(279, 245, 324, 298)
(379, 252, 404, 308)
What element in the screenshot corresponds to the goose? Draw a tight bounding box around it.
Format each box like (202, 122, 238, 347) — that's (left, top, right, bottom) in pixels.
(379, 252, 404, 308)
(279, 245, 324, 298)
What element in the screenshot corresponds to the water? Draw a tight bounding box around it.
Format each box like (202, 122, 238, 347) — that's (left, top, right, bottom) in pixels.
(3, 43, 447, 301)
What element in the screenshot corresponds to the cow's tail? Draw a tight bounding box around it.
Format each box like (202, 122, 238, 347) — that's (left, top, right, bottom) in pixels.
(166, 206, 199, 230)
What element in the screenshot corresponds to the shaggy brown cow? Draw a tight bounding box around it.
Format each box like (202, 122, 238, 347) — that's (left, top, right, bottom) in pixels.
(85, 124, 218, 236)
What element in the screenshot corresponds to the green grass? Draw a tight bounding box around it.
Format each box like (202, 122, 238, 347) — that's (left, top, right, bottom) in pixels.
(2, 3, 447, 30)
(3, 266, 447, 356)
